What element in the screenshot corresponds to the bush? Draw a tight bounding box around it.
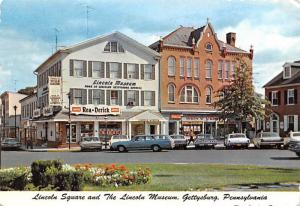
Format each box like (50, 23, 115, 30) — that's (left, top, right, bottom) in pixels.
(54, 170, 84, 191)
(31, 160, 62, 188)
(0, 167, 30, 191)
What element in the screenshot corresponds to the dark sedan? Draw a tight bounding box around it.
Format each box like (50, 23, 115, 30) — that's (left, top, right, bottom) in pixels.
(194, 134, 218, 149)
(1, 138, 21, 150)
(170, 135, 188, 149)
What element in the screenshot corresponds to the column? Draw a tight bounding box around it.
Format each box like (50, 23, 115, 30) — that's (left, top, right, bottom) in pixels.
(202, 121, 205, 134)
(176, 121, 180, 135)
(128, 121, 132, 139)
(144, 122, 148, 135)
(215, 121, 218, 136)
(94, 121, 99, 137)
(156, 123, 160, 135)
(121, 121, 127, 135)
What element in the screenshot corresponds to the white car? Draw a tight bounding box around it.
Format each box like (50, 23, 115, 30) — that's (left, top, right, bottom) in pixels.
(253, 132, 283, 149)
(80, 137, 102, 151)
(109, 135, 130, 146)
(287, 132, 300, 157)
(224, 133, 250, 149)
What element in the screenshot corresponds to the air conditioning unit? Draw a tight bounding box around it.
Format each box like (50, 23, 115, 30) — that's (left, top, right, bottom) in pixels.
(127, 101, 136, 106)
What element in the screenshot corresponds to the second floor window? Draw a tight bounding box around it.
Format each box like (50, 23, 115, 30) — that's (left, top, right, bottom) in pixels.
(143, 91, 155, 106)
(287, 89, 295, 105)
(108, 90, 122, 106)
(168, 56, 175, 76)
(194, 58, 199, 78)
(205, 60, 212, 79)
(232, 62, 236, 79)
(88, 89, 104, 105)
(225, 62, 230, 79)
(187, 58, 192, 77)
(218, 61, 223, 79)
(180, 57, 185, 77)
(74, 60, 84, 77)
(271, 91, 279, 106)
(125, 90, 139, 106)
(168, 84, 175, 102)
(180, 86, 199, 103)
(72, 89, 87, 105)
(206, 87, 212, 104)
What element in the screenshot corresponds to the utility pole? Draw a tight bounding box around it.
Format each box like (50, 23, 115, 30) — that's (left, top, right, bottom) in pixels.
(54, 28, 59, 51)
(82, 4, 94, 38)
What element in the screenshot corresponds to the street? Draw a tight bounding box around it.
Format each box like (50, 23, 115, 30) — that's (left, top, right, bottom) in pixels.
(1, 149, 299, 168)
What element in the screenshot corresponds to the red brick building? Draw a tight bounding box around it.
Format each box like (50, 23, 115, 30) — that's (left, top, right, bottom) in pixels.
(150, 21, 253, 136)
(264, 61, 300, 136)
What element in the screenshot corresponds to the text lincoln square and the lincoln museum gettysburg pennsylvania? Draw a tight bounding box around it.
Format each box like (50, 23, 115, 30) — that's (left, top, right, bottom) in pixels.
(1, 20, 299, 149)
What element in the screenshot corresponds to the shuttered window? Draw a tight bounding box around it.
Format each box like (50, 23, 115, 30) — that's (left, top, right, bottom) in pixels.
(109, 62, 122, 79)
(144, 64, 152, 80)
(91, 61, 104, 78)
(125, 90, 139, 106)
(143, 91, 155, 106)
(72, 89, 87, 105)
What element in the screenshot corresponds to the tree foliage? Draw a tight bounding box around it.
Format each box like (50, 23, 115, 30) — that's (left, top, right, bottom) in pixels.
(214, 58, 270, 131)
(18, 86, 36, 96)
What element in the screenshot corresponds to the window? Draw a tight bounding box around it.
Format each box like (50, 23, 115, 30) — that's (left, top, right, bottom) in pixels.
(74, 60, 84, 77)
(232, 62, 236, 79)
(288, 89, 295, 105)
(205, 60, 212, 79)
(74, 89, 84, 104)
(168, 56, 175, 76)
(109, 62, 121, 79)
(218, 61, 223, 79)
(144, 64, 153, 80)
(126, 90, 138, 106)
(284, 66, 291, 79)
(272, 91, 279, 106)
(288, 115, 294, 131)
(180, 86, 199, 103)
(225, 62, 230, 79)
(104, 41, 125, 53)
(110, 91, 119, 105)
(187, 58, 192, 77)
(127, 64, 138, 79)
(168, 84, 175, 102)
(92, 90, 102, 105)
(194, 58, 199, 78)
(144, 91, 155, 106)
(180, 57, 185, 77)
(205, 87, 212, 104)
(92, 62, 103, 78)
(205, 43, 213, 51)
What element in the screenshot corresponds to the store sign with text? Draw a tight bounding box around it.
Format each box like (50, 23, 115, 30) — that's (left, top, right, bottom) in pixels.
(84, 80, 142, 90)
(48, 76, 62, 106)
(33, 109, 41, 118)
(42, 107, 53, 117)
(71, 105, 121, 116)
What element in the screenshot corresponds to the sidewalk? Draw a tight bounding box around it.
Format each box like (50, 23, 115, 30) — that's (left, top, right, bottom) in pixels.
(21, 146, 81, 152)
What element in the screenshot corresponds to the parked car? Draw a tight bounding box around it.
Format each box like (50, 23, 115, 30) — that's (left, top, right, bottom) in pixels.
(253, 132, 283, 149)
(79, 136, 102, 151)
(1, 138, 21, 150)
(111, 134, 175, 152)
(194, 134, 218, 149)
(288, 132, 300, 157)
(224, 133, 250, 149)
(283, 132, 300, 149)
(170, 135, 188, 149)
(109, 135, 130, 146)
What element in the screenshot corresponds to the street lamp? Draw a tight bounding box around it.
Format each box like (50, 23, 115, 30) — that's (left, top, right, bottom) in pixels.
(180, 114, 184, 135)
(67, 92, 71, 150)
(13, 105, 17, 140)
(104, 115, 108, 150)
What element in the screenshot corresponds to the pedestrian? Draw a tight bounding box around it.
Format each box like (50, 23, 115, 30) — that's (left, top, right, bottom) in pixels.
(188, 131, 195, 145)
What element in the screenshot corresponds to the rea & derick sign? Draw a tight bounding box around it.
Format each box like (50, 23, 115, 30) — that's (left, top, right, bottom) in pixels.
(71, 105, 121, 116)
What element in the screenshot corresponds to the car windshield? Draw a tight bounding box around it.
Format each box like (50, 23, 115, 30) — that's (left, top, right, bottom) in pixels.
(197, 134, 213, 139)
(3, 138, 17, 143)
(261, 132, 278, 137)
(229, 134, 245, 138)
(171, 135, 185, 140)
(83, 137, 99, 142)
(293, 133, 300, 137)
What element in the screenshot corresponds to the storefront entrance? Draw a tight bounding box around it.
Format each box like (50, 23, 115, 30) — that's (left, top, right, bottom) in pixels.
(66, 124, 77, 143)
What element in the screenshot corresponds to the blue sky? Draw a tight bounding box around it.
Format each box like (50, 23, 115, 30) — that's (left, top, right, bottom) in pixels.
(0, 0, 300, 94)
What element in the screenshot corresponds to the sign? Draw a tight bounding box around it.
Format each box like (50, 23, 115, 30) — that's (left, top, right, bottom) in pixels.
(184, 115, 219, 122)
(170, 114, 182, 120)
(33, 109, 41, 118)
(43, 107, 53, 117)
(48, 76, 62, 106)
(84, 80, 142, 90)
(71, 105, 121, 116)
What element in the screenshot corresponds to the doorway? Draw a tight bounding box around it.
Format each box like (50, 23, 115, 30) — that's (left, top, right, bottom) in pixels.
(150, 125, 156, 135)
(66, 124, 77, 143)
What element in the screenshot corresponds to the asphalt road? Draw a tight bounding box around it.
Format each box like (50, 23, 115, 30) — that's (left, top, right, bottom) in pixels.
(1, 149, 299, 168)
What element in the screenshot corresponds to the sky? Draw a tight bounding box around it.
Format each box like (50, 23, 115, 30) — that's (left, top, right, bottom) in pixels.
(0, 0, 300, 95)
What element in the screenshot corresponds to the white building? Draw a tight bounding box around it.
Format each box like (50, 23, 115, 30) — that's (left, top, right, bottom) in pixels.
(33, 32, 165, 147)
(0, 91, 27, 140)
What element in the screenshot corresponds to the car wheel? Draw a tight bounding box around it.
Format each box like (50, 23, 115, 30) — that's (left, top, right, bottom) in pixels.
(152, 145, 161, 152)
(296, 152, 300, 157)
(118, 145, 126, 152)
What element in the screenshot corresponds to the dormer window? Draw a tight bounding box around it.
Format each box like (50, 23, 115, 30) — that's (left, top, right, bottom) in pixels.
(283, 66, 291, 79)
(104, 41, 125, 53)
(205, 43, 213, 52)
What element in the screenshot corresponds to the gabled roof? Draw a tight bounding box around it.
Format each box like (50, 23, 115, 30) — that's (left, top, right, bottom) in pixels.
(35, 31, 161, 72)
(263, 64, 300, 88)
(149, 23, 249, 54)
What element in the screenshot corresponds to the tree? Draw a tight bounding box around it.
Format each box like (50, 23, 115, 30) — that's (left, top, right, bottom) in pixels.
(214, 58, 270, 133)
(18, 86, 37, 96)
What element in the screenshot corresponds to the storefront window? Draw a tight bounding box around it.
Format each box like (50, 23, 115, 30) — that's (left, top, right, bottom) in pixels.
(80, 123, 94, 137)
(98, 122, 122, 137)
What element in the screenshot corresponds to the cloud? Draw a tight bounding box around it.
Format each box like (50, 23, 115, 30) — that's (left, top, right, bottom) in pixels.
(119, 28, 162, 46)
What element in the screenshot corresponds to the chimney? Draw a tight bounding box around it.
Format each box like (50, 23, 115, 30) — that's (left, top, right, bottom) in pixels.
(226, 32, 236, 47)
